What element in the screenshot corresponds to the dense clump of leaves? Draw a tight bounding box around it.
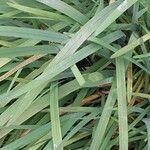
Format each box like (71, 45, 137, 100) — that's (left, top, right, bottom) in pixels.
(0, 0, 150, 150)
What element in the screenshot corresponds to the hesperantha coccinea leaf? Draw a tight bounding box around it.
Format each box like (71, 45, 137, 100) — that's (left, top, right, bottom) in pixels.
(0, 0, 149, 150)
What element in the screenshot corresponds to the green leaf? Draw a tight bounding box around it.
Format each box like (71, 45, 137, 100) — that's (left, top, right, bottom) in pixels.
(116, 57, 128, 150)
(0, 26, 69, 43)
(0, 45, 59, 58)
(49, 83, 63, 150)
(36, 0, 88, 24)
(143, 118, 150, 150)
(7, 2, 73, 23)
(111, 33, 150, 58)
(90, 81, 117, 150)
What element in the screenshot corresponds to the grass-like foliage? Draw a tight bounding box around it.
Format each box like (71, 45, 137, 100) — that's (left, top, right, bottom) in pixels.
(0, 0, 150, 150)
